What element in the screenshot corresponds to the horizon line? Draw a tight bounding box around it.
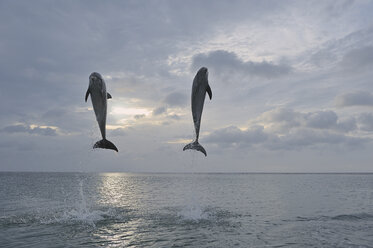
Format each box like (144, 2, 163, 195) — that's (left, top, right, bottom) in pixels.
(1, 171, 373, 174)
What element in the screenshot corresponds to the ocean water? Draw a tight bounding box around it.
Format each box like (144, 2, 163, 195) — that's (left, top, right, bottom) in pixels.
(1, 172, 372, 247)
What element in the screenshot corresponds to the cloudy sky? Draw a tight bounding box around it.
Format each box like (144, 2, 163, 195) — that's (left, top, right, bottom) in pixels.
(1, 0, 373, 172)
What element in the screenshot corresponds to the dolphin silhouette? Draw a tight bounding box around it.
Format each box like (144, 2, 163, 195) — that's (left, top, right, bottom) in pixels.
(85, 72, 118, 152)
(183, 67, 212, 156)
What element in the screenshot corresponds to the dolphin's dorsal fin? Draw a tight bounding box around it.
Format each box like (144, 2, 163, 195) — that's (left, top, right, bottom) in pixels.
(107, 93, 112, 99)
(85, 89, 90, 102)
(206, 84, 212, 100)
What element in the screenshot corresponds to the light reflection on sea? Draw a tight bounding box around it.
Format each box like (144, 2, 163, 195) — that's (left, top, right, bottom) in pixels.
(0, 172, 373, 247)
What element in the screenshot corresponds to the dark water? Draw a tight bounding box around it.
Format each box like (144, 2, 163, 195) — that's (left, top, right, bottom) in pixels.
(1, 172, 373, 247)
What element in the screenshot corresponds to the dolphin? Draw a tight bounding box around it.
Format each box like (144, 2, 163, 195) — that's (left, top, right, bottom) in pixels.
(85, 72, 118, 152)
(183, 67, 212, 156)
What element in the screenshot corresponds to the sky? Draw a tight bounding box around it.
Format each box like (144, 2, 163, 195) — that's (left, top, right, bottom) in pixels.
(1, 0, 373, 172)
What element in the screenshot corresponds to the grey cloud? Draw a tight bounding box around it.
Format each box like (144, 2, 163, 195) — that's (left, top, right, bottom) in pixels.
(109, 128, 127, 137)
(1, 125, 30, 134)
(205, 125, 367, 151)
(1, 124, 57, 136)
(262, 108, 357, 133)
(260, 108, 304, 134)
(336, 91, 373, 107)
(192, 50, 291, 79)
(269, 129, 367, 151)
(41, 108, 93, 134)
(161, 121, 171, 126)
(307, 49, 338, 69)
(305, 111, 338, 129)
(42, 108, 68, 119)
(305, 111, 357, 134)
(164, 92, 187, 107)
(205, 126, 268, 148)
(205, 126, 244, 144)
(261, 108, 301, 128)
(300, 27, 373, 72)
(335, 118, 357, 132)
(153, 106, 167, 116)
(152, 109, 182, 122)
(358, 113, 373, 131)
(0, 1, 202, 128)
(0, 139, 36, 152)
(1, 1, 373, 172)
(31, 127, 57, 136)
(167, 114, 181, 120)
(134, 114, 146, 120)
(340, 46, 373, 70)
(324, 0, 355, 17)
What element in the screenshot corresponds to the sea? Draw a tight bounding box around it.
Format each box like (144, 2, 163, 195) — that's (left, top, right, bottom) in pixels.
(0, 172, 372, 247)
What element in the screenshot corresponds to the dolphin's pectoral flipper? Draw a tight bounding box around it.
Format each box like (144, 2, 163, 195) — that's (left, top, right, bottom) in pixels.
(85, 89, 90, 102)
(93, 139, 118, 152)
(107, 93, 112, 99)
(206, 84, 212, 100)
(183, 141, 207, 156)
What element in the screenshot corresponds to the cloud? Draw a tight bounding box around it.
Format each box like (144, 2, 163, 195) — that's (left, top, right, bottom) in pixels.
(268, 128, 367, 150)
(336, 91, 373, 107)
(152, 107, 182, 121)
(261, 108, 357, 133)
(334, 118, 357, 132)
(40, 107, 94, 134)
(152, 106, 167, 116)
(205, 125, 367, 151)
(134, 114, 146, 120)
(109, 128, 127, 137)
(163, 92, 188, 107)
(0, 140, 36, 151)
(0, 124, 57, 136)
(204, 108, 365, 151)
(358, 113, 373, 131)
(260, 108, 301, 132)
(305, 111, 338, 129)
(192, 50, 291, 79)
(340, 46, 373, 70)
(205, 126, 268, 148)
(1, 1, 373, 172)
(42, 108, 68, 119)
(166, 114, 181, 120)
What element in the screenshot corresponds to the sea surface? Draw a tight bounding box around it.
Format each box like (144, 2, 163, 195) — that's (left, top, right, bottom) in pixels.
(1, 172, 372, 247)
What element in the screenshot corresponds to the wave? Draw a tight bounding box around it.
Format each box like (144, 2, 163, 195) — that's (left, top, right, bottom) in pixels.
(293, 212, 373, 222)
(330, 213, 373, 221)
(0, 207, 117, 228)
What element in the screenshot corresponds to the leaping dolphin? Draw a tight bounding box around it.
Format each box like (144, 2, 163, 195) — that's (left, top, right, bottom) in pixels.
(183, 67, 212, 156)
(85, 72, 118, 152)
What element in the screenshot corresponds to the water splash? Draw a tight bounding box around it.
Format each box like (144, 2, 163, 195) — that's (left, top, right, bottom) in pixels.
(179, 180, 207, 221)
(78, 180, 87, 213)
(179, 204, 207, 221)
(50, 179, 113, 227)
(58, 179, 103, 227)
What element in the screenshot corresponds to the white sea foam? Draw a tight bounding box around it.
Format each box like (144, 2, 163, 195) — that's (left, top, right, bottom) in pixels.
(179, 204, 207, 221)
(40, 179, 114, 227)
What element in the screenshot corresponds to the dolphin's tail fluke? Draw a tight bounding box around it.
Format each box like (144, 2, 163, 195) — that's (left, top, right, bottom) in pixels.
(183, 141, 207, 156)
(93, 139, 118, 152)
